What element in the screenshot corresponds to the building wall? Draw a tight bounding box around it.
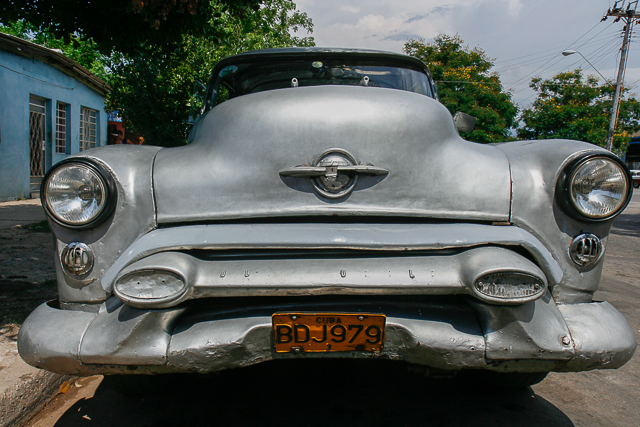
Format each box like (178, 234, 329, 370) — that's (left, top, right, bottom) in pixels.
(0, 49, 108, 201)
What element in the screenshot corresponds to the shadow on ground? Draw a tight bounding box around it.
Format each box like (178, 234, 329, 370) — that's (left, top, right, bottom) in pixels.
(51, 360, 574, 427)
(609, 204, 640, 239)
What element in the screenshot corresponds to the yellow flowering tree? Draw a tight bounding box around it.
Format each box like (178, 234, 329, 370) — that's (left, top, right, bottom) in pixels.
(404, 34, 518, 143)
(518, 70, 640, 153)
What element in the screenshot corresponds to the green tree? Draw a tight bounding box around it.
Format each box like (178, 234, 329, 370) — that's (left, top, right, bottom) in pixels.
(404, 35, 518, 143)
(0, 0, 262, 54)
(105, 0, 314, 146)
(517, 70, 640, 153)
(0, 20, 106, 77)
(2, 0, 313, 147)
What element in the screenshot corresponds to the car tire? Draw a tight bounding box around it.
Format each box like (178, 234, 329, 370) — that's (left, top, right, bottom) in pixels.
(466, 371, 549, 388)
(102, 374, 173, 395)
(633, 182, 639, 188)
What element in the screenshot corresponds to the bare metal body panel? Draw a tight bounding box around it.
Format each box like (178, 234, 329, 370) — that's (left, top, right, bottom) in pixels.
(494, 140, 614, 303)
(17, 48, 636, 379)
(97, 222, 563, 295)
(18, 296, 636, 376)
(154, 87, 511, 223)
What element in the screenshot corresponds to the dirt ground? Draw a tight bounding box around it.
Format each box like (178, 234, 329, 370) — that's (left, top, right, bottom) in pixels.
(0, 222, 57, 326)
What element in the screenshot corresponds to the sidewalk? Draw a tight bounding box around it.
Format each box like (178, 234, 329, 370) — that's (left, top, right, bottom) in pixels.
(0, 199, 46, 230)
(0, 199, 71, 427)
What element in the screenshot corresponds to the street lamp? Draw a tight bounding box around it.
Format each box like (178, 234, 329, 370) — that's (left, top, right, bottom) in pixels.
(562, 50, 619, 152)
(561, 50, 612, 87)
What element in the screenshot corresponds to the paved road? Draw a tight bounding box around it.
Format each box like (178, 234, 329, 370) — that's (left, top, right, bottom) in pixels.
(26, 191, 640, 427)
(0, 199, 45, 230)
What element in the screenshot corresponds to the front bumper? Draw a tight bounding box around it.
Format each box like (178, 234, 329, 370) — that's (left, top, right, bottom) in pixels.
(18, 294, 637, 376)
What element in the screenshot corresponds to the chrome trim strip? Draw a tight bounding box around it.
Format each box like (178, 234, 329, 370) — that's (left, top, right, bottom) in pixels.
(99, 223, 563, 292)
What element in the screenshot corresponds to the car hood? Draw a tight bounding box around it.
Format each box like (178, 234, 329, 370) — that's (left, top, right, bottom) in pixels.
(153, 86, 511, 224)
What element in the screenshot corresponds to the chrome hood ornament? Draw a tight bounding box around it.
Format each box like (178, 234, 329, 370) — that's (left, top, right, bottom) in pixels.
(280, 149, 388, 198)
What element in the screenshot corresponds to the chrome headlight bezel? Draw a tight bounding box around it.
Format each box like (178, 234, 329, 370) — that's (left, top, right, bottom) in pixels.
(41, 159, 117, 229)
(556, 152, 632, 222)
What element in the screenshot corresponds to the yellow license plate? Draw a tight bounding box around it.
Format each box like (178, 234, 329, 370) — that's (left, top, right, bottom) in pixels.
(272, 312, 386, 353)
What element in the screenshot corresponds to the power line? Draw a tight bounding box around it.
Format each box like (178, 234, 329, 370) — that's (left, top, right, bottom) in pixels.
(504, 29, 628, 103)
(435, 80, 501, 85)
(504, 22, 618, 91)
(590, 36, 624, 63)
(573, 20, 618, 51)
(579, 37, 623, 75)
(569, 19, 614, 49)
(494, 30, 619, 73)
(494, 19, 604, 65)
(502, 22, 618, 98)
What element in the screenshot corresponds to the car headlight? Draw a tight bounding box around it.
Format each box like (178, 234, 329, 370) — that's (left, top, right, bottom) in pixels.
(42, 160, 116, 228)
(557, 153, 632, 221)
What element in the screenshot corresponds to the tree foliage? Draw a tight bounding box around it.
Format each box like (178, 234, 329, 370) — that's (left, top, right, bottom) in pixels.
(0, 20, 106, 77)
(404, 34, 518, 143)
(1, 0, 312, 147)
(517, 70, 640, 153)
(0, 0, 261, 54)
(105, 0, 314, 146)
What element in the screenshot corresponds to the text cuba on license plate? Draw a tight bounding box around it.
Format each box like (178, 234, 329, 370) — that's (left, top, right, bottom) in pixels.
(272, 313, 386, 353)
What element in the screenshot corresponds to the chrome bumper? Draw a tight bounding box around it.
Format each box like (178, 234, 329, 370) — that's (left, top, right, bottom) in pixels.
(18, 295, 636, 376)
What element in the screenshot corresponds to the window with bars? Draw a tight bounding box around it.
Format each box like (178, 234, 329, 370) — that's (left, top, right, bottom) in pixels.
(56, 102, 69, 154)
(79, 106, 97, 151)
(29, 95, 47, 177)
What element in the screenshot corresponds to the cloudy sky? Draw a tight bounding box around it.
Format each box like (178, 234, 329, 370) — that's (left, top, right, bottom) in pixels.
(294, 0, 640, 107)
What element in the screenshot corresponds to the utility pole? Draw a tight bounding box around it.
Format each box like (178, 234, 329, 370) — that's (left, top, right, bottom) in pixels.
(603, 0, 640, 152)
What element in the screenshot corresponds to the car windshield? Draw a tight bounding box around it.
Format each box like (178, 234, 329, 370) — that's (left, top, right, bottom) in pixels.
(208, 58, 435, 108)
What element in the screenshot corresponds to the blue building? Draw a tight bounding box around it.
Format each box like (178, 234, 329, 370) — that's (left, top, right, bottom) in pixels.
(0, 32, 109, 201)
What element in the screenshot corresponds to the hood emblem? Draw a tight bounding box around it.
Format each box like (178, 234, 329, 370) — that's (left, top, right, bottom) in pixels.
(279, 149, 388, 198)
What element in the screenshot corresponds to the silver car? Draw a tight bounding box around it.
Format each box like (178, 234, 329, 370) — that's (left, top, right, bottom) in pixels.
(18, 48, 636, 393)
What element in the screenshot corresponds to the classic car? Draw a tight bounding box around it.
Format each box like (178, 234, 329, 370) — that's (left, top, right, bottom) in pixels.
(18, 48, 637, 393)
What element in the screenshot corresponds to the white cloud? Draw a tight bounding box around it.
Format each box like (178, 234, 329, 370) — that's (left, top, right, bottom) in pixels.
(507, 0, 523, 16)
(300, 2, 462, 51)
(294, 0, 640, 106)
(340, 5, 361, 13)
(318, 13, 447, 51)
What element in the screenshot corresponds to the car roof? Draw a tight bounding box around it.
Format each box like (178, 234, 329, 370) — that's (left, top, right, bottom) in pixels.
(203, 47, 435, 112)
(210, 47, 430, 77)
